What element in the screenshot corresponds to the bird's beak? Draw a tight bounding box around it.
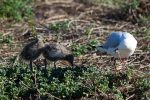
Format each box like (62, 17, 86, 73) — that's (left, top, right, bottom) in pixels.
(115, 48, 119, 53)
(69, 61, 74, 67)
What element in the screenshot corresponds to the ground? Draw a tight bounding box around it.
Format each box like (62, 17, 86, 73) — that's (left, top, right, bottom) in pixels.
(0, 0, 150, 99)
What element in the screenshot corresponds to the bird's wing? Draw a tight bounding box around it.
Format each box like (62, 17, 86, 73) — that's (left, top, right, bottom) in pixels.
(48, 49, 64, 58)
(103, 32, 123, 49)
(45, 44, 64, 58)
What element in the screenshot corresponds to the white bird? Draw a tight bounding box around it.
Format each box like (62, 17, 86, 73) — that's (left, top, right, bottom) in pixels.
(96, 32, 137, 70)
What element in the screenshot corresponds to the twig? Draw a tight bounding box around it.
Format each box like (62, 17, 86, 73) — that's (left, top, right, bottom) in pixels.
(126, 94, 135, 100)
(67, 19, 91, 28)
(37, 23, 52, 32)
(44, 93, 62, 100)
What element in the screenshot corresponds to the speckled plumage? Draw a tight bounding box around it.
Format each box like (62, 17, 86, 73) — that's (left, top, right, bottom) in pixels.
(42, 43, 74, 69)
(20, 36, 44, 71)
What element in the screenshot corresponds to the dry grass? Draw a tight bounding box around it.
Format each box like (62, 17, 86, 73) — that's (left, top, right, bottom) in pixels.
(0, 0, 150, 99)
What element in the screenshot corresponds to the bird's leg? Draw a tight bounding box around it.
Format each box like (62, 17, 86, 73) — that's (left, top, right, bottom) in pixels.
(116, 51, 122, 64)
(112, 57, 116, 66)
(44, 59, 47, 70)
(54, 62, 56, 69)
(115, 49, 122, 63)
(121, 58, 127, 70)
(43, 59, 48, 77)
(30, 60, 33, 72)
(111, 57, 116, 70)
(116, 50, 124, 70)
(114, 58, 117, 70)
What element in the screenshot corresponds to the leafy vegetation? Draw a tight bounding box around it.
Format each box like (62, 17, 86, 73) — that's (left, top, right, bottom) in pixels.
(0, 0, 33, 21)
(71, 39, 99, 56)
(71, 43, 89, 56)
(48, 21, 69, 33)
(0, 34, 13, 44)
(123, 0, 150, 24)
(0, 63, 149, 99)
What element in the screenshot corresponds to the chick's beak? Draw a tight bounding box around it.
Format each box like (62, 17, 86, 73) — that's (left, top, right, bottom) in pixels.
(68, 59, 74, 66)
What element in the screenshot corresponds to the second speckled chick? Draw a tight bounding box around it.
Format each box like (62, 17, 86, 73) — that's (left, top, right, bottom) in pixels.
(42, 43, 74, 69)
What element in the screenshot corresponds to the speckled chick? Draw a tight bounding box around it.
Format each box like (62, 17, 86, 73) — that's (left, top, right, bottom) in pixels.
(42, 43, 74, 69)
(20, 35, 44, 71)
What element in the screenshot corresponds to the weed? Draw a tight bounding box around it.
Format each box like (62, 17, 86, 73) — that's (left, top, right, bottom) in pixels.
(27, 14, 37, 37)
(88, 39, 99, 48)
(0, 0, 33, 21)
(0, 62, 149, 99)
(124, 0, 150, 25)
(71, 40, 98, 56)
(136, 77, 150, 91)
(48, 20, 69, 33)
(127, 0, 140, 9)
(0, 34, 13, 44)
(138, 15, 150, 25)
(71, 43, 89, 56)
(114, 89, 124, 100)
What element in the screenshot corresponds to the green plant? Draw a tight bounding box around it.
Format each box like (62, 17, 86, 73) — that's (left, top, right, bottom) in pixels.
(142, 27, 150, 34)
(71, 43, 89, 56)
(136, 76, 150, 91)
(114, 89, 124, 100)
(48, 20, 69, 33)
(0, 0, 33, 21)
(0, 59, 149, 99)
(138, 15, 150, 25)
(71, 40, 99, 56)
(88, 39, 99, 48)
(128, 0, 140, 9)
(0, 34, 13, 43)
(124, 0, 150, 25)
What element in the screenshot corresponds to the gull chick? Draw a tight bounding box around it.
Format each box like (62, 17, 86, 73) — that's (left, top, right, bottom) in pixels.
(20, 35, 44, 71)
(96, 32, 137, 69)
(42, 43, 74, 69)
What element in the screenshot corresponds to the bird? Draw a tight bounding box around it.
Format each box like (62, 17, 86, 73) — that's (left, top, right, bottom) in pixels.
(20, 35, 44, 71)
(42, 43, 74, 69)
(96, 32, 137, 70)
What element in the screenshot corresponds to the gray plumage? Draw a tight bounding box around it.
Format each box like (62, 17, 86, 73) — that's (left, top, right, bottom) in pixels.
(20, 36, 44, 71)
(42, 43, 74, 69)
(102, 32, 123, 49)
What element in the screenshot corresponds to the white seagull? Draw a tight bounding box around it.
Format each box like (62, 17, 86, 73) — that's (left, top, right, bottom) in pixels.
(96, 32, 137, 70)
